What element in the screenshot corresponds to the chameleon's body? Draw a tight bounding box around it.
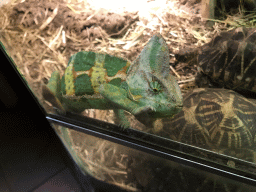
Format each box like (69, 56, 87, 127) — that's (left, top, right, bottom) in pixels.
(43, 52, 131, 113)
(42, 34, 183, 128)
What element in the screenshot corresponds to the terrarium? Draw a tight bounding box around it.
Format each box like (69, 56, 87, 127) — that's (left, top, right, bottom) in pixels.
(1, 0, 256, 191)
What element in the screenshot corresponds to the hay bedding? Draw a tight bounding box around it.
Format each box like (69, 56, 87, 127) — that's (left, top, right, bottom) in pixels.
(1, 0, 254, 191)
(3, 0, 137, 99)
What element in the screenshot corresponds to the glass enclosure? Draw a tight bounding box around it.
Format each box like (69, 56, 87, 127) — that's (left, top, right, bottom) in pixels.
(1, 0, 256, 191)
(53, 122, 256, 192)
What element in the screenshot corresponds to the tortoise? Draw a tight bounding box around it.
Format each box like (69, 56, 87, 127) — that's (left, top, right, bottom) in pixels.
(176, 27, 256, 96)
(164, 27, 256, 157)
(153, 88, 256, 162)
(197, 27, 256, 95)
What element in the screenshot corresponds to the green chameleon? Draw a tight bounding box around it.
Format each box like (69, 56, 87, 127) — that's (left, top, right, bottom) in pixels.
(42, 33, 183, 128)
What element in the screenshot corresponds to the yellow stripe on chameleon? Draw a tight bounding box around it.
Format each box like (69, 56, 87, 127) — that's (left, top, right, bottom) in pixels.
(95, 53, 105, 68)
(161, 45, 167, 52)
(128, 88, 143, 101)
(91, 53, 107, 93)
(65, 63, 76, 95)
(104, 62, 131, 82)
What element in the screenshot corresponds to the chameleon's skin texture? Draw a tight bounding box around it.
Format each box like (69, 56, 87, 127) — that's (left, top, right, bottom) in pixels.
(43, 34, 183, 128)
(99, 34, 183, 126)
(42, 51, 131, 113)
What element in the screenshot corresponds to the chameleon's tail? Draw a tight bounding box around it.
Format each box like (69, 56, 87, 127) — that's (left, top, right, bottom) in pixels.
(42, 71, 65, 113)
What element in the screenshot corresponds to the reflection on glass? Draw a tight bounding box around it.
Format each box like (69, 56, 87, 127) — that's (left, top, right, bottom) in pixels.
(53, 123, 255, 192)
(128, 153, 255, 192)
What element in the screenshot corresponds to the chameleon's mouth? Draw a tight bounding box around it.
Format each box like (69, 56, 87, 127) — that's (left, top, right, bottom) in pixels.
(176, 105, 183, 113)
(174, 104, 183, 112)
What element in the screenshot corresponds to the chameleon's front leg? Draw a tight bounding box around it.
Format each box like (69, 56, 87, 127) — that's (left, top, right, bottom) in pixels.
(99, 83, 154, 128)
(113, 109, 132, 129)
(99, 83, 153, 116)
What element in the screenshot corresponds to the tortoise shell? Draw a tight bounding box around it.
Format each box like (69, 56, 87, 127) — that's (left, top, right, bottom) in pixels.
(196, 27, 256, 93)
(156, 88, 256, 152)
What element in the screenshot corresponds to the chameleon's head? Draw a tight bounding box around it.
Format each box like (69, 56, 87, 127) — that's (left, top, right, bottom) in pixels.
(126, 33, 183, 120)
(127, 70, 183, 120)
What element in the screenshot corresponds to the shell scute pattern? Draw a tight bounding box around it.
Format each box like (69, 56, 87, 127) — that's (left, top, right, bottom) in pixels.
(197, 27, 256, 92)
(159, 89, 256, 150)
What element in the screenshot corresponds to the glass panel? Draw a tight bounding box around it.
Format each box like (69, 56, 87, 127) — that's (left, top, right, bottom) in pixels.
(53, 123, 255, 192)
(52, 123, 138, 191)
(1, 0, 256, 179)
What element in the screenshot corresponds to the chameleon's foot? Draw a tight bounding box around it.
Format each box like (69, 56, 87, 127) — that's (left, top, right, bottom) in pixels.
(118, 120, 131, 130)
(114, 109, 133, 130)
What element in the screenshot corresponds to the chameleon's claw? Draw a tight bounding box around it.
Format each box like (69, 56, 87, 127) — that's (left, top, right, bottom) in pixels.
(119, 122, 131, 130)
(117, 116, 132, 130)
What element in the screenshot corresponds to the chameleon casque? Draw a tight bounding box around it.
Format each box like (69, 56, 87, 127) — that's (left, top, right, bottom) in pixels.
(42, 33, 183, 128)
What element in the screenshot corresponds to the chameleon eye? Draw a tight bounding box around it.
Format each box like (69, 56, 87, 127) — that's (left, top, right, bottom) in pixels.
(150, 81, 162, 93)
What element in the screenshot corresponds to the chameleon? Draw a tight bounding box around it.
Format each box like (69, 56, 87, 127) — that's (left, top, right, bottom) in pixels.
(100, 34, 183, 127)
(42, 33, 183, 128)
